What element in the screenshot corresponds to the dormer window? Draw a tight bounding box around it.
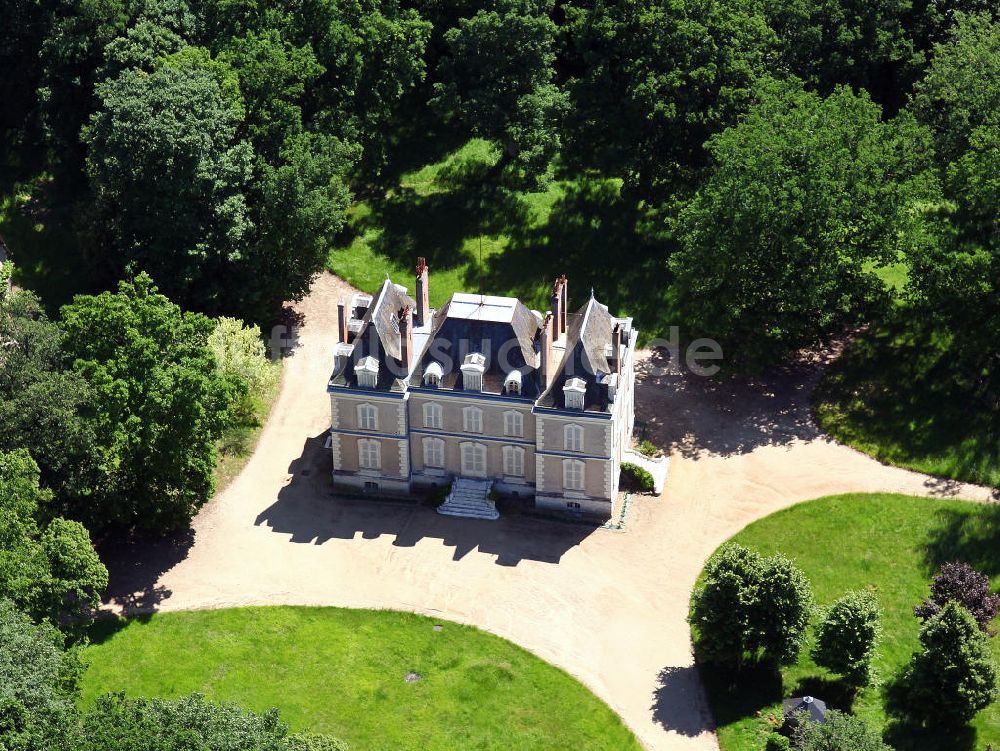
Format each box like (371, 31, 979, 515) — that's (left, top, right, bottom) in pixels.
(424, 361, 443, 387)
(563, 377, 586, 410)
(356, 355, 379, 388)
(461, 352, 486, 392)
(504, 369, 522, 395)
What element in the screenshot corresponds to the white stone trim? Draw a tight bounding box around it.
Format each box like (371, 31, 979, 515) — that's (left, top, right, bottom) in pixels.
(330, 432, 342, 468)
(399, 440, 409, 477)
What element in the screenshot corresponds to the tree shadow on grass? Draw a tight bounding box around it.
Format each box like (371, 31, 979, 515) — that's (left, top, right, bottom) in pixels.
(923, 503, 1000, 578)
(355, 150, 533, 275)
(814, 316, 1000, 489)
(790, 675, 858, 713)
(87, 611, 154, 645)
(882, 668, 978, 751)
(484, 177, 672, 332)
(695, 662, 784, 734)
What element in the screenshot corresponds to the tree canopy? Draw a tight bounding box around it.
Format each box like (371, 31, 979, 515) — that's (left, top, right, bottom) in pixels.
(59, 274, 235, 531)
(0, 450, 107, 638)
(671, 79, 936, 365)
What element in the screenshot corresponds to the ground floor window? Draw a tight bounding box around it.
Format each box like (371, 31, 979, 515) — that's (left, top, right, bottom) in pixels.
(563, 458, 585, 491)
(502, 445, 524, 477)
(358, 439, 381, 469)
(423, 436, 445, 468)
(364, 481, 379, 493)
(566, 501, 581, 510)
(460, 441, 487, 476)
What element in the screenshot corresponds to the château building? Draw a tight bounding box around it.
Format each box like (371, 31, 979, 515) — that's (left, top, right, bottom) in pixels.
(327, 258, 637, 520)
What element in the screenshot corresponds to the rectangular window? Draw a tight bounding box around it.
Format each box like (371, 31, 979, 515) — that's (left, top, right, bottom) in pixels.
(423, 438, 444, 468)
(423, 403, 442, 429)
(359, 439, 381, 469)
(461, 443, 486, 476)
(563, 459, 584, 491)
(565, 424, 584, 452)
(463, 407, 483, 433)
(503, 446, 524, 477)
(358, 404, 378, 431)
(504, 411, 523, 437)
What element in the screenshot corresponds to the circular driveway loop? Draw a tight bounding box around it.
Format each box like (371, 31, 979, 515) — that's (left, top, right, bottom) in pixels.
(105, 273, 997, 751)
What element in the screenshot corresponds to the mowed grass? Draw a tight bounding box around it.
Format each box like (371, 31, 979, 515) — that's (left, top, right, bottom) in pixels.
(328, 139, 670, 335)
(815, 320, 1000, 488)
(699, 493, 1000, 751)
(329, 139, 562, 310)
(80, 607, 642, 751)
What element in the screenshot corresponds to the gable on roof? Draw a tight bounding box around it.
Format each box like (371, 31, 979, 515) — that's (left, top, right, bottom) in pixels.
(329, 278, 416, 391)
(539, 296, 627, 412)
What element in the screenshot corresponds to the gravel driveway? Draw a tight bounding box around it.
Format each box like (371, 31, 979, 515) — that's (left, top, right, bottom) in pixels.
(103, 272, 997, 751)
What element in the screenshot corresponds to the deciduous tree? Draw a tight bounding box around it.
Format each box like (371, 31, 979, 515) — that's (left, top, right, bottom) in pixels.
(812, 590, 882, 686)
(691, 543, 813, 668)
(915, 561, 1000, 633)
(672, 79, 937, 366)
(59, 274, 235, 531)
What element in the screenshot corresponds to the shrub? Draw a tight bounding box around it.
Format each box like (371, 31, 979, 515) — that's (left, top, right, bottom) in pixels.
(80, 692, 290, 751)
(812, 590, 882, 686)
(764, 732, 790, 751)
(690, 544, 813, 669)
(620, 462, 654, 493)
(426, 483, 451, 508)
(286, 733, 349, 751)
(905, 600, 998, 726)
(208, 317, 279, 423)
(637, 439, 658, 458)
(915, 560, 1000, 634)
(794, 710, 890, 750)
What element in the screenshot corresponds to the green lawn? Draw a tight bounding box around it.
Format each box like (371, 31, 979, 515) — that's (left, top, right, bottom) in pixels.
(698, 493, 1000, 751)
(328, 139, 670, 336)
(814, 320, 1000, 489)
(81, 607, 641, 751)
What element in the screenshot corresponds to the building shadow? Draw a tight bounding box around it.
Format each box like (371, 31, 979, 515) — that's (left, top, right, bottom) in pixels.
(98, 526, 194, 615)
(634, 348, 826, 460)
(253, 433, 600, 566)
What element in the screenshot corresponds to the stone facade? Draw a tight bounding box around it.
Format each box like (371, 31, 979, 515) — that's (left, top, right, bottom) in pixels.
(327, 262, 638, 519)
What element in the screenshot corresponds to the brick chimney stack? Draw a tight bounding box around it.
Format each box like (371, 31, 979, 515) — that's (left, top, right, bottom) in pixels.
(540, 312, 555, 387)
(415, 257, 430, 327)
(337, 297, 348, 343)
(550, 278, 562, 341)
(399, 306, 413, 373)
(559, 274, 568, 334)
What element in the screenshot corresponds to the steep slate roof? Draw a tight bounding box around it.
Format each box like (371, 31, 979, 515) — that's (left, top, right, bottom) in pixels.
(329, 278, 416, 391)
(410, 293, 544, 399)
(538, 296, 621, 412)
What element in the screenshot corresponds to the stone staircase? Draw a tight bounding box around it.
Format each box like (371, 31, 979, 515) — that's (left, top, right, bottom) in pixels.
(436, 478, 499, 520)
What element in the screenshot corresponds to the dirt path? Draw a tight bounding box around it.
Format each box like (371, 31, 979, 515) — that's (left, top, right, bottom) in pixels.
(104, 272, 997, 751)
